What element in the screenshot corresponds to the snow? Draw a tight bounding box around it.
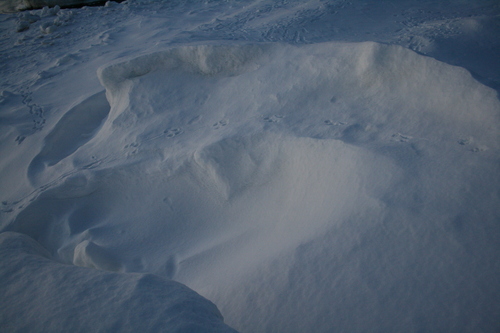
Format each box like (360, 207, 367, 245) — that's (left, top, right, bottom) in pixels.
(1, 1, 101, 13)
(0, 232, 237, 332)
(1, 0, 500, 332)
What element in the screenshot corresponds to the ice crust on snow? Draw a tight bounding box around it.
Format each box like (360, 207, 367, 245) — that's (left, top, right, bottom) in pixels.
(0, 231, 237, 332)
(2, 40, 499, 332)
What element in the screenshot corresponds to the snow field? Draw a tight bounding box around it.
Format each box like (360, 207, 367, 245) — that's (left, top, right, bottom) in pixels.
(4, 41, 500, 331)
(1, 1, 500, 332)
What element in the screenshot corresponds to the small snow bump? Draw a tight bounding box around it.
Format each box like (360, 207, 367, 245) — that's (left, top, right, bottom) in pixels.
(16, 21, 30, 32)
(40, 5, 60, 17)
(40, 22, 57, 34)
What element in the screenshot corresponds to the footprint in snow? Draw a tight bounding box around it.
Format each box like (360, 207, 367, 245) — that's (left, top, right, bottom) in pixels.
(458, 137, 472, 145)
(457, 137, 487, 152)
(391, 133, 412, 143)
(213, 119, 228, 129)
(324, 120, 346, 126)
(124, 142, 139, 155)
(164, 128, 183, 138)
(124, 142, 139, 149)
(470, 146, 488, 153)
(263, 115, 284, 123)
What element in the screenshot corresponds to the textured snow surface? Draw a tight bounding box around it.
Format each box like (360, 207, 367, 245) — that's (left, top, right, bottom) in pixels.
(1, 1, 500, 332)
(0, 0, 102, 13)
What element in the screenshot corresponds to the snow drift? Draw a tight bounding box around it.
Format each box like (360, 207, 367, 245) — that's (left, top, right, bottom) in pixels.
(2, 42, 500, 332)
(0, 231, 237, 332)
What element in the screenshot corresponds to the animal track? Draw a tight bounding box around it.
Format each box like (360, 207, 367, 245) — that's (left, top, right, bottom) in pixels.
(164, 128, 183, 138)
(213, 119, 228, 129)
(121, 127, 184, 154)
(324, 120, 346, 126)
(391, 133, 412, 142)
(21, 90, 45, 132)
(124, 142, 139, 149)
(457, 137, 486, 152)
(263, 115, 284, 123)
(458, 137, 472, 145)
(27, 91, 110, 185)
(470, 146, 487, 153)
(124, 142, 139, 155)
(15, 136, 26, 144)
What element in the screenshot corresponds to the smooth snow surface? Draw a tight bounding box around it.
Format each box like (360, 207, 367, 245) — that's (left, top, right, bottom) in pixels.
(0, 232, 237, 332)
(1, 1, 500, 332)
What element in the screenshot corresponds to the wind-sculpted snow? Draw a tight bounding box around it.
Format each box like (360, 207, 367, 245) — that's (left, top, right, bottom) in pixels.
(27, 91, 109, 185)
(0, 232, 238, 332)
(2, 42, 500, 332)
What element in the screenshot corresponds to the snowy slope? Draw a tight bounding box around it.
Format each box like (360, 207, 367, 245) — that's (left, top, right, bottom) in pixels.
(0, 231, 238, 332)
(1, 1, 500, 332)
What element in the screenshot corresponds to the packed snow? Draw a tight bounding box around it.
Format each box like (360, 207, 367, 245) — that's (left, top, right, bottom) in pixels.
(1, 0, 499, 332)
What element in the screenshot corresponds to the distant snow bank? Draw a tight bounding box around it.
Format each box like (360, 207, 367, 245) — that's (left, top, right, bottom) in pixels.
(1, 0, 108, 12)
(0, 231, 238, 332)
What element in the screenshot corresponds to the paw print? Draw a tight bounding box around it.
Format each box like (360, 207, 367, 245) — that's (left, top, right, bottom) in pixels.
(213, 119, 228, 129)
(164, 128, 183, 138)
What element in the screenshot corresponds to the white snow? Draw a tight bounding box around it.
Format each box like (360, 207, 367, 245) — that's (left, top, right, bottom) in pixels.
(0, 231, 237, 332)
(1, 0, 499, 332)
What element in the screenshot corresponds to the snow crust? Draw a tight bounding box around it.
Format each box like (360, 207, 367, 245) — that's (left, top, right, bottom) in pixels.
(1, 0, 500, 332)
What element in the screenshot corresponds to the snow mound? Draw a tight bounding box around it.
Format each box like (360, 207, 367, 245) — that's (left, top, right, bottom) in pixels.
(2, 42, 500, 332)
(98, 42, 499, 144)
(0, 231, 237, 332)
